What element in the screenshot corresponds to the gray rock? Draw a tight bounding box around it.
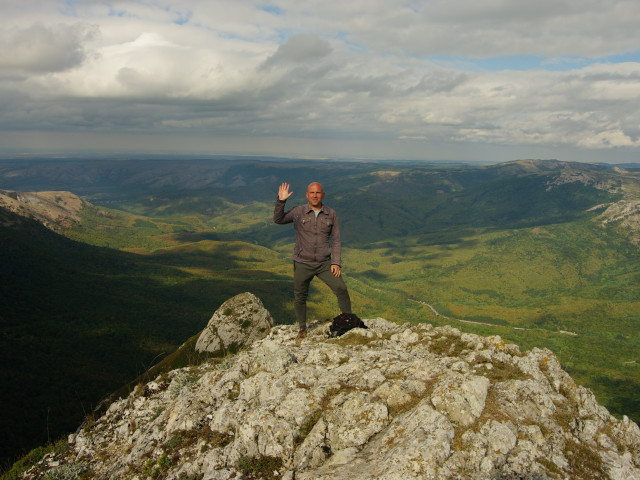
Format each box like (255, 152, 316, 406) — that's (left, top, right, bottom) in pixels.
(195, 292, 274, 354)
(431, 373, 490, 427)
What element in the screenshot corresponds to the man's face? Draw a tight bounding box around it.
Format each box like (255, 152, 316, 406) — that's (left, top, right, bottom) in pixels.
(306, 183, 325, 208)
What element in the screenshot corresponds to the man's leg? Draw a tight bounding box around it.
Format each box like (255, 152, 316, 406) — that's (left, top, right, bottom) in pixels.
(317, 261, 352, 314)
(293, 261, 316, 330)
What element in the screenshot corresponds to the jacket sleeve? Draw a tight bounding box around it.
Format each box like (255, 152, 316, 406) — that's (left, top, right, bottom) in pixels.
(273, 198, 294, 224)
(331, 211, 342, 266)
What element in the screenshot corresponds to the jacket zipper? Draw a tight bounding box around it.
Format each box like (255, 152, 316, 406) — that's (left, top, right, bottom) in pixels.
(313, 213, 318, 262)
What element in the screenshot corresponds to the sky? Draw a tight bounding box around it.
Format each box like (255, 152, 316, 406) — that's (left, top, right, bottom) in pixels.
(1, 0, 640, 163)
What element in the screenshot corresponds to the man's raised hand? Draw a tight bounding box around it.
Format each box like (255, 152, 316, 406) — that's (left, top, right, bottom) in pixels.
(278, 182, 294, 201)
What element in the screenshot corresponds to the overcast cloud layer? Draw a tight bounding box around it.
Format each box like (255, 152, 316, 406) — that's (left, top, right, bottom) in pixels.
(1, 0, 640, 162)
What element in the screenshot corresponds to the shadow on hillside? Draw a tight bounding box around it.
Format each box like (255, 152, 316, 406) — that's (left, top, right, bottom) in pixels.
(356, 269, 390, 281)
(595, 375, 640, 422)
(148, 241, 259, 269)
(355, 229, 480, 253)
(440, 237, 480, 250)
(171, 232, 224, 242)
(1, 250, 296, 466)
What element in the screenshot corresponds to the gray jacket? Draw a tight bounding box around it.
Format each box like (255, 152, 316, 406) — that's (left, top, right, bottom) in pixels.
(273, 199, 342, 266)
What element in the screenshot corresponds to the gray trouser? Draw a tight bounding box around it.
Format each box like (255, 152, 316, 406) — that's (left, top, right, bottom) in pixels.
(293, 260, 351, 329)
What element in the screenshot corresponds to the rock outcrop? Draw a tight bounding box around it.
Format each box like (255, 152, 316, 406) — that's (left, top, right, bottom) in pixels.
(195, 292, 274, 354)
(22, 312, 640, 480)
(597, 199, 640, 245)
(0, 190, 87, 231)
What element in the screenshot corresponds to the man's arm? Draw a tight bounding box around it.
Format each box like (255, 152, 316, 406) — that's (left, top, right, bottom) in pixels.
(273, 182, 295, 224)
(330, 209, 342, 272)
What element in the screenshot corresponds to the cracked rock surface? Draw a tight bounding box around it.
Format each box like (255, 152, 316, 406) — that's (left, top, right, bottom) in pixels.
(24, 315, 640, 480)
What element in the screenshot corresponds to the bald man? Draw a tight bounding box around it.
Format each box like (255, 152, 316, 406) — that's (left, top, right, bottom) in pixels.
(274, 181, 352, 342)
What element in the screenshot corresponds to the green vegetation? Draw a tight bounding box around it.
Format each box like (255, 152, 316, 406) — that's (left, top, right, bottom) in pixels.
(0, 439, 68, 480)
(2, 157, 639, 471)
(237, 455, 283, 480)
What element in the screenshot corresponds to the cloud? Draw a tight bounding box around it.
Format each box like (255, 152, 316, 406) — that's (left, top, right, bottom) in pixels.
(0, 22, 97, 77)
(278, 0, 640, 58)
(262, 33, 333, 69)
(1, 0, 640, 161)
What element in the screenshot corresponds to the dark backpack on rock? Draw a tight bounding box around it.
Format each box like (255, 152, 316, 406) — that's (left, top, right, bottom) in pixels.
(329, 313, 367, 337)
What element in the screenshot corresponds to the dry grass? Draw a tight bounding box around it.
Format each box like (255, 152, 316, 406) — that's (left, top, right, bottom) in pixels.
(427, 335, 469, 357)
(563, 438, 607, 479)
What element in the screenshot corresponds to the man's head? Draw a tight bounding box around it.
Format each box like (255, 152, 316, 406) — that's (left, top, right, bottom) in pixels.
(306, 182, 325, 209)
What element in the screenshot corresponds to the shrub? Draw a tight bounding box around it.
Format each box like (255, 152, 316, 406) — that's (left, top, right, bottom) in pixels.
(236, 455, 283, 479)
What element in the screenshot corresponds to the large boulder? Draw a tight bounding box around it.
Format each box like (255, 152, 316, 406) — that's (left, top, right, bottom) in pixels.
(195, 292, 274, 354)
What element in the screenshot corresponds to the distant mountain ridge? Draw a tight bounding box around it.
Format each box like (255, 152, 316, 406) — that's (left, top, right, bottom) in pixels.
(3, 157, 638, 245)
(0, 157, 629, 195)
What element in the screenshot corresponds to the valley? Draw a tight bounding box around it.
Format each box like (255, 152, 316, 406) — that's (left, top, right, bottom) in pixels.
(1, 156, 640, 468)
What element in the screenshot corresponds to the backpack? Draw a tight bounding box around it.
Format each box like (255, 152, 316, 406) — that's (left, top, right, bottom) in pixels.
(329, 313, 367, 338)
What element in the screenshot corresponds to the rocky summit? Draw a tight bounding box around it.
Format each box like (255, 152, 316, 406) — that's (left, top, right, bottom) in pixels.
(195, 293, 274, 355)
(21, 297, 640, 480)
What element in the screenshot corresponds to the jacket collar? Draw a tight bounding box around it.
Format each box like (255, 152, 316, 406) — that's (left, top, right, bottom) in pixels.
(305, 204, 325, 214)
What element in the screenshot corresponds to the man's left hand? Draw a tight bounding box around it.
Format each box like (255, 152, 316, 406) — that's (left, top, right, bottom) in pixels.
(331, 264, 341, 277)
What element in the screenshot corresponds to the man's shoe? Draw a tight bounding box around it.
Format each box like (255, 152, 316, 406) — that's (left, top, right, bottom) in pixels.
(296, 328, 307, 345)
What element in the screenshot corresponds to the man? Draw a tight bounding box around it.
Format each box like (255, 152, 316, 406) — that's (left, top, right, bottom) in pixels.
(273, 181, 352, 343)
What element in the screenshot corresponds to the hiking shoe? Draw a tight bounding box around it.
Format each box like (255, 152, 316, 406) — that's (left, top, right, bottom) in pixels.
(296, 328, 307, 345)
